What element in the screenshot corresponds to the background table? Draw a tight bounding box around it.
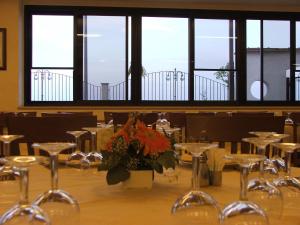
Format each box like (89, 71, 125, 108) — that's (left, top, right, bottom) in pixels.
(0, 165, 299, 225)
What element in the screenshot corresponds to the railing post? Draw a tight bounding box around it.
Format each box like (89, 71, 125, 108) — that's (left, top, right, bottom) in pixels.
(101, 83, 109, 100)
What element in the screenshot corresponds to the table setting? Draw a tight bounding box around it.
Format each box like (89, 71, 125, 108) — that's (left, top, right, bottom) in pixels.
(0, 124, 300, 225)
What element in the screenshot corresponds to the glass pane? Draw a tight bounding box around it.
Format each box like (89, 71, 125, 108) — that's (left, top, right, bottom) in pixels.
(263, 20, 290, 101)
(194, 71, 234, 101)
(297, 22, 300, 66)
(296, 22, 300, 100)
(82, 16, 129, 101)
(32, 15, 73, 67)
(247, 20, 261, 100)
(31, 69, 73, 101)
(142, 17, 188, 101)
(195, 19, 236, 70)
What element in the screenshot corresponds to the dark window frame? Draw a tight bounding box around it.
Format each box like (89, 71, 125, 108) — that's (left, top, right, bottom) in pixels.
(24, 5, 300, 106)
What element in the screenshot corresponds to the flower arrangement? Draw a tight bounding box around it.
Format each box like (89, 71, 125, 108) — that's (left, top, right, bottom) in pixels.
(98, 113, 176, 185)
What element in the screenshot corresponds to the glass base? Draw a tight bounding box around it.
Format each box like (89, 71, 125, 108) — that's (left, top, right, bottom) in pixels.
(270, 156, 286, 171)
(34, 189, 80, 209)
(247, 178, 283, 220)
(221, 201, 269, 225)
(34, 189, 80, 225)
(171, 190, 221, 224)
(273, 176, 300, 191)
(0, 204, 50, 224)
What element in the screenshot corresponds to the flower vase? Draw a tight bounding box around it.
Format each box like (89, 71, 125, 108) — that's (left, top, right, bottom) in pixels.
(122, 170, 153, 189)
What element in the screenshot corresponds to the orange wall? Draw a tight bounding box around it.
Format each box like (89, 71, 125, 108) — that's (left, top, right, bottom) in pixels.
(0, 0, 22, 111)
(0, 0, 300, 119)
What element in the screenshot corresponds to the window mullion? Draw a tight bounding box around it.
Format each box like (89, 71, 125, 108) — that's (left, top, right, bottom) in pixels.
(189, 18, 195, 102)
(290, 20, 296, 101)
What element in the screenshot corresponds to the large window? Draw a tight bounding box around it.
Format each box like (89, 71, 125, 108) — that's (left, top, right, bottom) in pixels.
(246, 20, 290, 101)
(31, 15, 74, 101)
(24, 6, 300, 106)
(142, 17, 188, 101)
(194, 19, 236, 101)
(82, 16, 130, 101)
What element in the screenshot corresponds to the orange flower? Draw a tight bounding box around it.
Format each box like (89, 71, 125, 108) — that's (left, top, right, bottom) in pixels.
(106, 118, 170, 155)
(134, 120, 170, 155)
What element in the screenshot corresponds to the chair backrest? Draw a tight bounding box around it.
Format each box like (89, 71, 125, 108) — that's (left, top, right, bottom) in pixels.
(112, 112, 131, 131)
(185, 114, 286, 154)
(231, 111, 274, 118)
(7, 116, 97, 155)
(41, 112, 93, 117)
(140, 113, 158, 126)
(103, 112, 113, 124)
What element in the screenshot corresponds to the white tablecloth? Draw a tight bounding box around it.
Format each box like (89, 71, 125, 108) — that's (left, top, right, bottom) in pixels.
(0, 165, 299, 225)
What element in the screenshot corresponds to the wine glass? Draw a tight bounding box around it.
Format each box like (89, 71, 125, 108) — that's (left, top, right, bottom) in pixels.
(67, 130, 90, 169)
(270, 142, 300, 191)
(242, 137, 283, 221)
(249, 132, 289, 171)
(82, 127, 103, 164)
(0, 135, 24, 156)
(221, 154, 269, 225)
(171, 143, 221, 225)
(32, 142, 80, 225)
(285, 112, 294, 125)
(0, 156, 50, 225)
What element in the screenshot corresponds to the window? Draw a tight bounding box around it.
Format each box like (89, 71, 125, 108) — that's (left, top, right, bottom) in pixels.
(246, 19, 290, 101)
(194, 19, 236, 101)
(142, 17, 188, 101)
(296, 22, 300, 101)
(31, 15, 74, 101)
(24, 6, 300, 106)
(82, 16, 131, 101)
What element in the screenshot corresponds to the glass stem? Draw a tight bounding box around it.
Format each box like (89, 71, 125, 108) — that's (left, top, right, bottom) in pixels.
(3, 143, 10, 156)
(50, 154, 59, 190)
(257, 147, 265, 179)
(240, 165, 249, 201)
(285, 152, 292, 177)
(19, 168, 29, 205)
(75, 137, 81, 152)
(91, 133, 97, 152)
(192, 156, 201, 190)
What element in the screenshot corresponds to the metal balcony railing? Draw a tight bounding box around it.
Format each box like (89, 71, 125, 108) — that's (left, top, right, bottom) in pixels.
(30, 69, 228, 101)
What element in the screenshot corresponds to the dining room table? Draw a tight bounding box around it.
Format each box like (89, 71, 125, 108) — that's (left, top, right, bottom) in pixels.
(0, 162, 299, 225)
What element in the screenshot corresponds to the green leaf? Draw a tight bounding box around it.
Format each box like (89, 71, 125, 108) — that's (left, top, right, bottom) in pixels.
(152, 161, 163, 173)
(106, 165, 130, 185)
(157, 151, 176, 169)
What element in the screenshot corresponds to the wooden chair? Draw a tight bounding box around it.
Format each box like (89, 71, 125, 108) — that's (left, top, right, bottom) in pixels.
(282, 112, 300, 166)
(6, 116, 97, 156)
(112, 112, 131, 132)
(41, 112, 93, 117)
(167, 112, 187, 142)
(231, 111, 274, 118)
(103, 112, 113, 124)
(185, 114, 285, 155)
(140, 113, 158, 126)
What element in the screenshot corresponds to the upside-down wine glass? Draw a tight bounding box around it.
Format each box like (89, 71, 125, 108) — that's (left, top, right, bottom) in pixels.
(0, 156, 50, 225)
(221, 154, 269, 225)
(249, 132, 290, 171)
(67, 131, 90, 169)
(270, 142, 300, 223)
(171, 143, 221, 225)
(82, 127, 103, 163)
(270, 142, 300, 191)
(32, 142, 80, 225)
(0, 135, 24, 180)
(242, 137, 283, 221)
(0, 135, 24, 156)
